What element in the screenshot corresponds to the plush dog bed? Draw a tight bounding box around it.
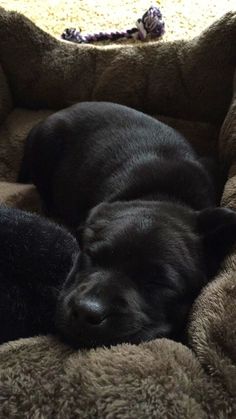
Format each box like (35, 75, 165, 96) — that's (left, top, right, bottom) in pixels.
(0, 7, 236, 418)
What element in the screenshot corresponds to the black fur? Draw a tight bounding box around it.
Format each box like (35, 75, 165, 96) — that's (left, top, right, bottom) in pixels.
(18, 102, 236, 348)
(0, 206, 78, 344)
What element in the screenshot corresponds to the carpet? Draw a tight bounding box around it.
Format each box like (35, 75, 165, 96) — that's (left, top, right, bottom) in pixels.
(1, 0, 235, 42)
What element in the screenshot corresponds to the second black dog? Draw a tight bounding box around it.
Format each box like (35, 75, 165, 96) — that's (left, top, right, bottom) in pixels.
(0, 206, 78, 345)
(18, 102, 236, 348)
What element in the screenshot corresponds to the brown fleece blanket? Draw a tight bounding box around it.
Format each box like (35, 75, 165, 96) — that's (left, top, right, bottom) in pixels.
(0, 7, 236, 418)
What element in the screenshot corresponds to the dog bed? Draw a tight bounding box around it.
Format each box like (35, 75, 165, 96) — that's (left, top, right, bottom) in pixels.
(0, 7, 236, 418)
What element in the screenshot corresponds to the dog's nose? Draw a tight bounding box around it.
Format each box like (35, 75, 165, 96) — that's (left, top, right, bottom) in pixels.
(69, 296, 108, 326)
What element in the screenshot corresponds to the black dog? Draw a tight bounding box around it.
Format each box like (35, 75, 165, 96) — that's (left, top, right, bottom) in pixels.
(19, 102, 236, 348)
(0, 206, 78, 345)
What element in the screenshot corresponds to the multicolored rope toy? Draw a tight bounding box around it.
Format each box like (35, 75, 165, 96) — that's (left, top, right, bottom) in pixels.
(61, 6, 165, 44)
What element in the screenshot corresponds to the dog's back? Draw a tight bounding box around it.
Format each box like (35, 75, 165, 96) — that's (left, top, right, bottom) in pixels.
(19, 102, 216, 226)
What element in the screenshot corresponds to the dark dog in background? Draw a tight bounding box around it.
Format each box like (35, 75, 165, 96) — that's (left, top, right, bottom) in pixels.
(18, 102, 236, 349)
(0, 206, 78, 345)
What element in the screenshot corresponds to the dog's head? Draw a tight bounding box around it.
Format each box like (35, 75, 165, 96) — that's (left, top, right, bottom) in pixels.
(56, 201, 236, 348)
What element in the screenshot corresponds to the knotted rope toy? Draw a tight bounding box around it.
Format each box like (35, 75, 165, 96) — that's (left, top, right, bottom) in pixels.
(61, 6, 165, 44)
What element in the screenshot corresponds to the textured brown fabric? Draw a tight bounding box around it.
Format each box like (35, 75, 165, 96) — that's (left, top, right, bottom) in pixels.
(0, 8, 235, 418)
(0, 182, 41, 214)
(0, 8, 235, 122)
(0, 108, 52, 182)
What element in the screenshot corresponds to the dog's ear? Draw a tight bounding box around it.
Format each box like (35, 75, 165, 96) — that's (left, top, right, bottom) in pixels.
(197, 207, 236, 278)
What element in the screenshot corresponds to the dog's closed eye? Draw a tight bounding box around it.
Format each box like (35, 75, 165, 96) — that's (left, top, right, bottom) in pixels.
(128, 264, 172, 289)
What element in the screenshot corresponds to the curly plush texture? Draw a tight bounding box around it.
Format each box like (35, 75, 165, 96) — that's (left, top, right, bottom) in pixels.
(0, 7, 235, 417)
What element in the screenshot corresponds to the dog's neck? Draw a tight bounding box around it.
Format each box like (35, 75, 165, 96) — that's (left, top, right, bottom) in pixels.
(108, 186, 213, 213)
(104, 158, 216, 212)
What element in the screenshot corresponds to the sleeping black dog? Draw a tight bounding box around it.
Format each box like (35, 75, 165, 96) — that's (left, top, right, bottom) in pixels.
(0, 206, 78, 345)
(18, 102, 236, 349)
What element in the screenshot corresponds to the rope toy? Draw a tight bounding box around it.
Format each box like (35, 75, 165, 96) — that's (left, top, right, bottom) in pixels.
(61, 6, 165, 44)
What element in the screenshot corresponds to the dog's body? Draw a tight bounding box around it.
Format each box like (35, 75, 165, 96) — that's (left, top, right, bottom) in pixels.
(19, 102, 236, 348)
(0, 206, 78, 345)
(19, 102, 215, 226)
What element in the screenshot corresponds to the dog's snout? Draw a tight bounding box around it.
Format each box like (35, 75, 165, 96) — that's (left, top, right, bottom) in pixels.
(69, 295, 108, 326)
(56, 270, 147, 347)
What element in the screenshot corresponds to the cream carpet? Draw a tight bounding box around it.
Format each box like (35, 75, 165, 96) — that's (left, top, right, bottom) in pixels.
(1, 0, 235, 42)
